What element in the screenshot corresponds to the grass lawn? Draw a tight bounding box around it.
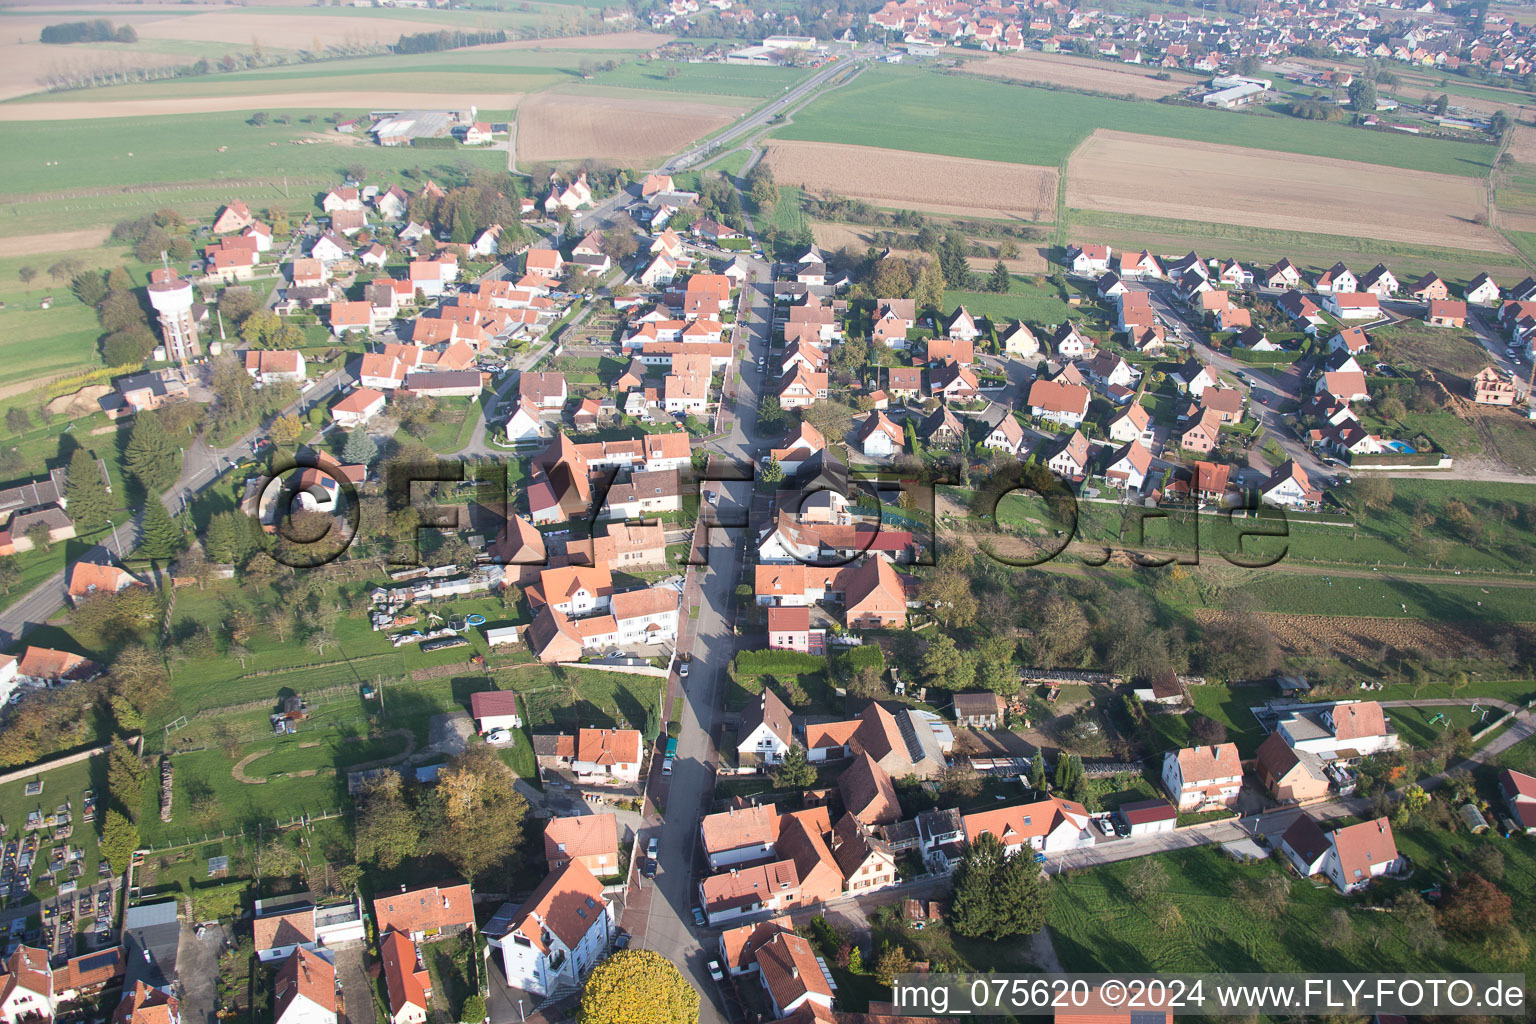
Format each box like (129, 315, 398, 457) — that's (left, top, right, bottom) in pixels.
(774, 65, 1497, 177)
(942, 275, 1074, 326)
(1047, 834, 1536, 975)
(1385, 704, 1489, 749)
(1143, 683, 1273, 757)
(1374, 321, 1496, 378)
(393, 396, 479, 454)
(1216, 571, 1536, 621)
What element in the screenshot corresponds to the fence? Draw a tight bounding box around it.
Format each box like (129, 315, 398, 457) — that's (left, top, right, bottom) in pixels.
(138, 808, 346, 855)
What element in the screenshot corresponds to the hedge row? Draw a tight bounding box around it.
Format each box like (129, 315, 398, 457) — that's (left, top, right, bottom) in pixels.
(731, 649, 826, 679)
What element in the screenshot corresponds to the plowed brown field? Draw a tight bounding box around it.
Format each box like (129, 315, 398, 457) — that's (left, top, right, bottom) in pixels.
(764, 140, 1056, 222)
(517, 92, 744, 163)
(1067, 129, 1506, 252)
(958, 51, 1199, 99)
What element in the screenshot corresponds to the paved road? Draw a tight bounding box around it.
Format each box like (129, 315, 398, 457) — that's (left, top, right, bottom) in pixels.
(619, 255, 773, 1024)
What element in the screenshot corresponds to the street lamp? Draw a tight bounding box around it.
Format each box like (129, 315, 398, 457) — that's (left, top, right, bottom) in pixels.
(107, 518, 120, 554)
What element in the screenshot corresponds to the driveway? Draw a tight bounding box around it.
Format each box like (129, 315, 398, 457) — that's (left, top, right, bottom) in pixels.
(334, 945, 377, 1024)
(175, 918, 228, 1024)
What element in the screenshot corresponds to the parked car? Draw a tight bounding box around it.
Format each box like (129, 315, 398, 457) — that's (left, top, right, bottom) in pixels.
(641, 858, 657, 879)
(662, 757, 674, 776)
(707, 961, 725, 982)
(1095, 817, 1114, 837)
(647, 836, 658, 859)
(486, 730, 512, 745)
(692, 907, 707, 926)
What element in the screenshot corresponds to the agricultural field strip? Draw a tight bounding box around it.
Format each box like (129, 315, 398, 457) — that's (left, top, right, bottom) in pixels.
(763, 140, 1057, 222)
(1066, 129, 1507, 253)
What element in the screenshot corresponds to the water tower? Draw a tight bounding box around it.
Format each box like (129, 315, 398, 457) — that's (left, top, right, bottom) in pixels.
(147, 257, 201, 365)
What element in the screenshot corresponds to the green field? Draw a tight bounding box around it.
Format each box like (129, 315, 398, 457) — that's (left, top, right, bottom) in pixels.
(1048, 833, 1536, 974)
(583, 60, 812, 99)
(774, 66, 1498, 177)
(942, 275, 1076, 326)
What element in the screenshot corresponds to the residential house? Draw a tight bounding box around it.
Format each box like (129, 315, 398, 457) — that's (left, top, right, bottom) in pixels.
(520, 373, 568, 409)
(962, 796, 1091, 857)
(1262, 459, 1320, 508)
(980, 403, 1025, 455)
(1027, 378, 1090, 428)
(1329, 327, 1371, 356)
(1314, 262, 1357, 293)
(1358, 263, 1398, 296)
(1179, 407, 1221, 454)
(1000, 321, 1039, 358)
(767, 607, 815, 653)
(886, 366, 923, 402)
(1255, 731, 1329, 804)
(1409, 272, 1449, 301)
(1498, 768, 1536, 833)
(331, 388, 386, 429)
(373, 884, 474, 943)
(1427, 298, 1468, 327)
(1065, 243, 1112, 275)
(245, 350, 306, 385)
(1262, 259, 1302, 290)
(1173, 359, 1219, 398)
(1272, 700, 1400, 762)
(379, 932, 431, 1024)
(111, 983, 179, 1024)
(1466, 272, 1501, 304)
(1323, 292, 1381, 320)
(0, 947, 55, 1023)
(1045, 430, 1091, 480)
(920, 405, 966, 448)
(852, 411, 903, 458)
(929, 360, 980, 402)
(273, 949, 336, 1024)
(739, 688, 794, 766)
(469, 690, 522, 733)
(1277, 289, 1325, 329)
(839, 752, 902, 826)
(1285, 816, 1402, 894)
(1103, 439, 1152, 490)
(1161, 743, 1242, 811)
(543, 814, 620, 877)
(753, 933, 834, 1020)
(572, 728, 643, 786)
(66, 561, 140, 604)
(1052, 321, 1091, 358)
(1108, 401, 1153, 445)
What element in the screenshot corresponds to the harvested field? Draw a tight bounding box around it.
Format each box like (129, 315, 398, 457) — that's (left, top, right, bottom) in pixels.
(0, 227, 109, 257)
(1067, 129, 1506, 252)
(1509, 123, 1536, 164)
(1196, 609, 1536, 661)
(516, 91, 743, 164)
(958, 51, 1198, 99)
(0, 91, 524, 121)
(765, 140, 1056, 222)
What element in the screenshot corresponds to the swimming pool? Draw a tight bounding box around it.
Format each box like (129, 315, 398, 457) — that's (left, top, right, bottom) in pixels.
(1383, 440, 1417, 453)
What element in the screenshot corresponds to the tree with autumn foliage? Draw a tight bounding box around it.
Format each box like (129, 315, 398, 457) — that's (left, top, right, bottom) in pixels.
(578, 950, 698, 1024)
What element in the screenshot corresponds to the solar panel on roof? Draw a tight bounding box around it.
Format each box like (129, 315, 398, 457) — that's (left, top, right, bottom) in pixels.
(78, 950, 117, 972)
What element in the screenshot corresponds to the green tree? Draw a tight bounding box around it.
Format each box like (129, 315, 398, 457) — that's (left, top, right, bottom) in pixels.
(1348, 76, 1378, 114)
(17, 266, 36, 294)
(951, 831, 1047, 939)
(124, 414, 180, 494)
(206, 510, 258, 565)
(72, 271, 108, 307)
(100, 810, 140, 873)
(420, 746, 529, 884)
(5, 408, 31, 434)
(759, 457, 783, 484)
(915, 256, 946, 312)
(578, 950, 699, 1024)
(354, 771, 421, 869)
(872, 943, 912, 986)
(342, 428, 379, 465)
(772, 743, 817, 788)
(460, 995, 487, 1024)
(920, 634, 964, 685)
(65, 447, 112, 531)
(1029, 750, 1047, 791)
(138, 499, 186, 562)
(987, 259, 1011, 294)
(937, 230, 972, 289)
(0, 557, 19, 596)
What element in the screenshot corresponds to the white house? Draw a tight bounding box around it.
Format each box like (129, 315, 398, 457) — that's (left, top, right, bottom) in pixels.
(1161, 743, 1242, 811)
(1066, 243, 1112, 275)
(469, 690, 522, 733)
(488, 862, 614, 997)
(1273, 700, 1399, 762)
(1466, 273, 1501, 305)
(852, 411, 903, 457)
(1285, 816, 1403, 894)
(0, 947, 55, 1023)
(572, 728, 643, 786)
(505, 397, 545, 444)
(310, 233, 349, 264)
(1323, 292, 1381, 320)
(737, 689, 793, 766)
(274, 949, 337, 1024)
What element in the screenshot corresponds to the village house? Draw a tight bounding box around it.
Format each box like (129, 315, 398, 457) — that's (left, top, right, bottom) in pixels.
(543, 813, 620, 876)
(738, 688, 794, 766)
(1499, 769, 1536, 833)
(372, 884, 475, 942)
(1426, 298, 1468, 327)
(952, 692, 1006, 729)
(1046, 429, 1091, 480)
(1271, 700, 1400, 763)
(1466, 272, 1501, 305)
(1108, 402, 1153, 446)
(1255, 730, 1330, 804)
(1027, 378, 1090, 428)
(245, 350, 306, 386)
(273, 949, 336, 1024)
(960, 796, 1092, 862)
(1161, 743, 1242, 811)
(1409, 272, 1449, 301)
(852, 411, 904, 458)
(1471, 365, 1520, 405)
(1280, 815, 1402, 894)
(486, 862, 613, 997)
